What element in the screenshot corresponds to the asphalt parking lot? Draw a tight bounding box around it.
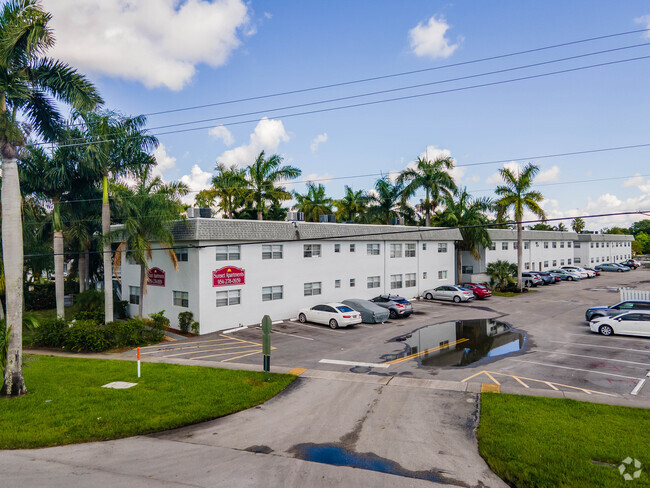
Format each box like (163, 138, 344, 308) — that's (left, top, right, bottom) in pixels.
(140, 269, 650, 399)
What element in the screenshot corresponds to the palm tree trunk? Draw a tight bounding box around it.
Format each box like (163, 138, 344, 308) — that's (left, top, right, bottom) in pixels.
(1, 154, 26, 397)
(138, 264, 145, 320)
(53, 230, 64, 319)
(102, 176, 114, 323)
(83, 239, 90, 292)
(257, 210, 263, 221)
(425, 211, 430, 227)
(78, 251, 86, 294)
(517, 221, 523, 292)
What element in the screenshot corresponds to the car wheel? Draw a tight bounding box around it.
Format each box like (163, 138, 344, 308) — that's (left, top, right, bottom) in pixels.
(329, 319, 339, 329)
(298, 313, 306, 323)
(389, 309, 397, 319)
(617, 268, 623, 272)
(599, 324, 614, 336)
(567, 276, 573, 281)
(425, 293, 433, 300)
(453, 295, 461, 303)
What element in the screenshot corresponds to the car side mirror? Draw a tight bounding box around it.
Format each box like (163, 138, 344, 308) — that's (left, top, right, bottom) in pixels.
(617, 318, 622, 322)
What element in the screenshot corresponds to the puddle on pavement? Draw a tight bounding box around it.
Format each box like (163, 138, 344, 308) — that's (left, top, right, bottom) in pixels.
(290, 443, 450, 484)
(388, 318, 526, 367)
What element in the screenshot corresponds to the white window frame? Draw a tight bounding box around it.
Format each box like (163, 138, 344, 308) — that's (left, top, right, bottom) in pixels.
(390, 244, 402, 258)
(262, 244, 283, 260)
(438, 270, 448, 279)
(175, 247, 188, 262)
(438, 243, 448, 253)
(367, 243, 380, 255)
(367, 276, 381, 289)
(304, 282, 322, 296)
(390, 274, 403, 289)
(216, 245, 240, 261)
(405, 273, 416, 287)
(216, 289, 241, 307)
(173, 290, 189, 308)
(129, 286, 140, 305)
(405, 243, 416, 257)
(262, 285, 283, 302)
(304, 244, 321, 258)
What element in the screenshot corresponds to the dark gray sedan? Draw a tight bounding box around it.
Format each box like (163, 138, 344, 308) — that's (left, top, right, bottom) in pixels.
(342, 299, 390, 323)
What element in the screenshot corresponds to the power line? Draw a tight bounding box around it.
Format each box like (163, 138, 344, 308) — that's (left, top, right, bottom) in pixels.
(23, 209, 645, 258)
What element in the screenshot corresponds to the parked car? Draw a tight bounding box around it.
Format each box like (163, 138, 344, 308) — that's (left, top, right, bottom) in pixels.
(561, 266, 591, 278)
(589, 311, 650, 337)
(585, 300, 650, 321)
(583, 266, 600, 276)
(536, 271, 561, 283)
(521, 272, 544, 287)
(621, 258, 642, 269)
(457, 282, 492, 299)
(298, 303, 362, 329)
(342, 299, 390, 324)
(423, 285, 475, 303)
(547, 268, 582, 281)
(370, 295, 413, 319)
(594, 263, 630, 272)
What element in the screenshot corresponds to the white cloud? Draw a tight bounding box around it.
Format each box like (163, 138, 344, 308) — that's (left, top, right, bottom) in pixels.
(635, 15, 650, 38)
(622, 173, 650, 193)
(409, 15, 461, 59)
(536, 165, 560, 183)
(264, 12, 273, 19)
(310, 133, 328, 153)
(152, 143, 176, 178)
(216, 117, 290, 166)
(209, 125, 235, 146)
(288, 172, 332, 193)
(486, 161, 522, 185)
(44, 0, 250, 90)
(180, 165, 213, 204)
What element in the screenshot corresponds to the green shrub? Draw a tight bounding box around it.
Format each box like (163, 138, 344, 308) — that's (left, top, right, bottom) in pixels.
(75, 289, 104, 312)
(104, 320, 147, 348)
(178, 311, 193, 334)
(65, 320, 109, 352)
(73, 310, 105, 324)
(148, 310, 169, 331)
(35, 319, 68, 348)
(191, 321, 200, 335)
(114, 300, 129, 319)
(24, 283, 56, 310)
(0, 321, 10, 374)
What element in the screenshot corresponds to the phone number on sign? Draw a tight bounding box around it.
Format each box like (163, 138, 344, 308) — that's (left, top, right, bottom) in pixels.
(215, 278, 243, 285)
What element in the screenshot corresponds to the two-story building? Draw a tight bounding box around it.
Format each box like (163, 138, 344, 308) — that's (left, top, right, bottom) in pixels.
(573, 233, 634, 267)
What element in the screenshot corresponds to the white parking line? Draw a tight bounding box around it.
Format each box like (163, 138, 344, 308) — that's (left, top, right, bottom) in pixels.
(631, 372, 650, 396)
(253, 326, 314, 341)
(549, 340, 650, 353)
(534, 350, 650, 367)
(505, 358, 642, 381)
(565, 332, 646, 342)
(297, 323, 346, 334)
(319, 359, 390, 369)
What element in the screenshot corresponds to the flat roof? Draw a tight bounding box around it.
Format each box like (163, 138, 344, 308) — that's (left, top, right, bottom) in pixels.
(576, 233, 635, 242)
(487, 229, 579, 241)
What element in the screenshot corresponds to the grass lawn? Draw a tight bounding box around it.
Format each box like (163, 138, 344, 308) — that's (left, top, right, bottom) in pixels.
(478, 394, 650, 487)
(0, 355, 295, 449)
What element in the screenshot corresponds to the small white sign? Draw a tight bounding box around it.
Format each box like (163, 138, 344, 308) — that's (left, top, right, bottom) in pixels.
(102, 381, 138, 390)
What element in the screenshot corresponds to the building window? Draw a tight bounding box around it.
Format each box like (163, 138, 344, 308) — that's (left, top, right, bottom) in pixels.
(552, 260, 557, 266)
(590, 242, 594, 248)
(606, 242, 610, 247)
(596, 242, 599, 248)
(334, 244, 341, 253)
(513, 242, 518, 250)
(304, 244, 321, 258)
(552, 242, 557, 248)
(438, 243, 448, 253)
(422, 243, 427, 250)
(405, 243, 416, 257)
(304, 282, 322, 296)
(524, 241, 530, 249)
(502, 242, 508, 250)
(525, 262, 530, 270)
(568, 258, 572, 265)
(390, 274, 403, 289)
(490, 243, 496, 250)
(173, 291, 189, 308)
(438, 270, 448, 279)
(560, 242, 565, 248)
(350, 278, 356, 287)
(216, 245, 240, 261)
(216, 289, 240, 307)
(367, 243, 380, 255)
(335, 279, 341, 288)
(591, 257, 594, 263)
(350, 244, 356, 252)
(262, 244, 283, 260)
(574, 242, 580, 248)
(390, 244, 402, 258)
(543, 261, 548, 268)
(262, 285, 283, 302)
(560, 259, 565, 266)
(544, 242, 549, 249)
(367, 276, 381, 288)
(423, 272, 428, 279)
(175, 247, 188, 262)
(462, 265, 474, 274)
(129, 286, 139, 305)
(568, 241, 572, 248)
(405, 273, 416, 287)
(596, 257, 600, 263)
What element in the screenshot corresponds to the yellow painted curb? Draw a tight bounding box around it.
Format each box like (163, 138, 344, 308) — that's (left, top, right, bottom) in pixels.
(481, 383, 500, 393)
(287, 368, 307, 376)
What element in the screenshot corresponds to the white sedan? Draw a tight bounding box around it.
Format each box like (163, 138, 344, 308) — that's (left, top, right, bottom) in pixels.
(590, 311, 650, 337)
(298, 303, 362, 329)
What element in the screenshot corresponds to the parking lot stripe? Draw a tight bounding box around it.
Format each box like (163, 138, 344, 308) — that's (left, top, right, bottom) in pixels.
(506, 358, 643, 381)
(297, 323, 346, 334)
(549, 340, 649, 353)
(191, 348, 261, 360)
(139, 338, 236, 351)
(318, 359, 390, 369)
(221, 333, 265, 346)
(512, 376, 530, 388)
(631, 371, 650, 396)
(485, 372, 500, 385)
(386, 338, 470, 365)
(158, 343, 263, 358)
(534, 349, 650, 367)
(460, 370, 488, 383)
(545, 381, 559, 391)
(221, 350, 264, 362)
(481, 371, 617, 396)
(140, 341, 241, 355)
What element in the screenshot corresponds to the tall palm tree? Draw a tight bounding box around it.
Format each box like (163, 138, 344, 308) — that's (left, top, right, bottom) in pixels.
(245, 151, 301, 220)
(212, 163, 247, 218)
(495, 163, 546, 291)
(74, 111, 156, 323)
(0, 0, 101, 397)
(367, 177, 404, 225)
(334, 186, 368, 222)
(554, 222, 568, 232)
(111, 167, 188, 319)
(293, 183, 333, 222)
(398, 156, 457, 227)
(571, 217, 585, 233)
(437, 188, 493, 282)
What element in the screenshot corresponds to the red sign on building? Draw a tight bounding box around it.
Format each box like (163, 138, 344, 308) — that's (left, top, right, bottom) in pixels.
(213, 266, 245, 287)
(147, 267, 166, 287)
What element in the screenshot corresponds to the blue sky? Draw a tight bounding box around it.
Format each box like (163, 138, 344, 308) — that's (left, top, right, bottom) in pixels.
(42, 0, 650, 229)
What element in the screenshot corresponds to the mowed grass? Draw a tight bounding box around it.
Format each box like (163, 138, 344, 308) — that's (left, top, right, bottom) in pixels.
(0, 355, 295, 449)
(478, 394, 650, 487)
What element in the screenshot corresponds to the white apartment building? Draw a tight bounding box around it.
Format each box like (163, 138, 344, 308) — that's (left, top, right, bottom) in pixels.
(573, 233, 634, 266)
(117, 219, 461, 334)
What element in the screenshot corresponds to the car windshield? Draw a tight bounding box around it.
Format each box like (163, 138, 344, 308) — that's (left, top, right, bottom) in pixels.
(336, 306, 354, 313)
(475, 284, 487, 289)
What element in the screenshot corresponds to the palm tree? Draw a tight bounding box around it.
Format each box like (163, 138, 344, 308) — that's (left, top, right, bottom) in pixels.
(294, 183, 333, 222)
(554, 222, 567, 232)
(334, 186, 368, 222)
(212, 163, 247, 218)
(367, 177, 404, 225)
(486, 260, 517, 292)
(245, 151, 301, 220)
(0, 0, 101, 397)
(571, 217, 585, 233)
(494, 163, 546, 291)
(111, 167, 188, 319)
(74, 110, 157, 323)
(437, 188, 493, 282)
(398, 156, 457, 227)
